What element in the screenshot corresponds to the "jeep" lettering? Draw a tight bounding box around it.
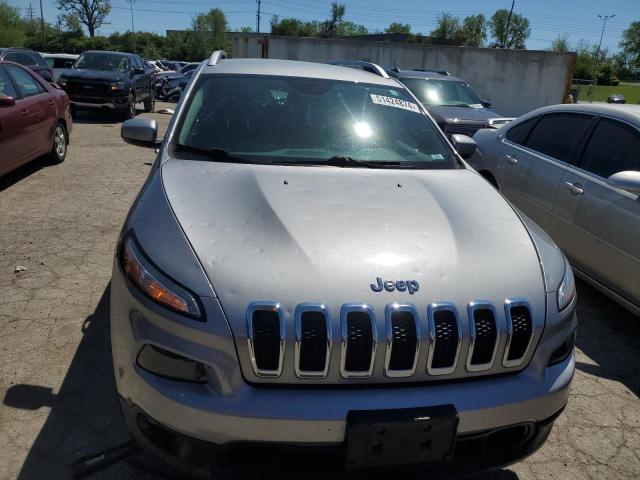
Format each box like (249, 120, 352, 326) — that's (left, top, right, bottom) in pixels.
(370, 277, 419, 294)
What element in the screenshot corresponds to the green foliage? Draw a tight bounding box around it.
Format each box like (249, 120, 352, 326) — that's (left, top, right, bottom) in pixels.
(610, 78, 620, 86)
(56, 0, 111, 37)
(550, 34, 570, 53)
(429, 12, 486, 47)
(459, 14, 486, 47)
(0, 1, 27, 46)
(240, 26, 253, 33)
(270, 3, 366, 38)
(430, 13, 461, 45)
(489, 9, 530, 49)
(270, 16, 320, 37)
(320, 1, 346, 37)
(619, 21, 640, 69)
(385, 23, 411, 34)
(189, 8, 231, 59)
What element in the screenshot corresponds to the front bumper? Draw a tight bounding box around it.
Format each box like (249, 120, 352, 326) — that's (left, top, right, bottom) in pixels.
(111, 263, 576, 447)
(68, 95, 129, 110)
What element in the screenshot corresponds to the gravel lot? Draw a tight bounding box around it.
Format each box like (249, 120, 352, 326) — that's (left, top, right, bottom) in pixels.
(0, 105, 639, 480)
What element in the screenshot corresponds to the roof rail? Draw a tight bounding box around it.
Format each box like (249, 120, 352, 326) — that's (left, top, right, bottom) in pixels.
(327, 60, 389, 79)
(208, 50, 227, 66)
(413, 68, 451, 76)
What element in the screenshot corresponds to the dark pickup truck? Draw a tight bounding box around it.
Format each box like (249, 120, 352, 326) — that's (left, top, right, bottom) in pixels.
(57, 50, 154, 120)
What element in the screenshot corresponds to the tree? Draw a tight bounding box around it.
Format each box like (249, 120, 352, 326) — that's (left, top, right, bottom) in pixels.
(550, 34, 569, 53)
(0, 1, 27, 46)
(320, 1, 345, 37)
(459, 14, 486, 47)
(619, 21, 640, 69)
(270, 16, 320, 37)
(385, 22, 411, 34)
(189, 8, 230, 60)
(430, 13, 461, 45)
(489, 9, 530, 49)
(240, 26, 253, 33)
(56, 0, 111, 37)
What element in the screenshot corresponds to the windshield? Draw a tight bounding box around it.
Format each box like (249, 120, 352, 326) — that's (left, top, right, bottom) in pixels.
(74, 53, 131, 73)
(175, 75, 457, 169)
(401, 78, 483, 107)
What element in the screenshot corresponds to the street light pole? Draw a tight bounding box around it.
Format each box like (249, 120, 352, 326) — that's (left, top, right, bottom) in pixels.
(592, 14, 615, 83)
(504, 0, 515, 48)
(127, 0, 136, 53)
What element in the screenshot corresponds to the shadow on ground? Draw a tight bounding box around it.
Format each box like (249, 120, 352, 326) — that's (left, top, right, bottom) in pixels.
(573, 279, 640, 397)
(0, 157, 52, 191)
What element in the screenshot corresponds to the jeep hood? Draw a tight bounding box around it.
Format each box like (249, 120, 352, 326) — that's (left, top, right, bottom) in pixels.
(58, 69, 129, 82)
(161, 161, 545, 329)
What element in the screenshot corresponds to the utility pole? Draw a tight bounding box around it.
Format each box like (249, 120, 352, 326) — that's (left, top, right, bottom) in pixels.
(39, 0, 45, 50)
(127, 0, 136, 53)
(504, 0, 515, 48)
(592, 14, 615, 83)
(256, 0, 262, 34)
(26, 3, 35, 22)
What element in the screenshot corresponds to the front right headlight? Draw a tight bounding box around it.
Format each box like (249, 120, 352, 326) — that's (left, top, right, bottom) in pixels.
(121, 235, 203, 320)
(557, 257, 576, 312)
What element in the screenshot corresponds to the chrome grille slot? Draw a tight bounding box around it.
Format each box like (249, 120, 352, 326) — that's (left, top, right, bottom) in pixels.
(247, 302, 284, 377)
(427, 303, 461, 375)
(503, 300, 534, 367)
(467, 302, 498, 371)
(295, 304, 331, 378)
(384, 304, 420, 377)
(340, 305, 377, 378)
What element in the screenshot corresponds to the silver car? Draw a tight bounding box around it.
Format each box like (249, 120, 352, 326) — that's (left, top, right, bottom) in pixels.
(112, 53, 577, 476)
(468, 104, 640, 316)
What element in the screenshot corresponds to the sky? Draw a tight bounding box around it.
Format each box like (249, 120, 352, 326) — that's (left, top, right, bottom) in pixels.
(8, 0, 639, 52)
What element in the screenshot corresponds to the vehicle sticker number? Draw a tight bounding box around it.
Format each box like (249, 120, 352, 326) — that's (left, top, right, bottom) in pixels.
(370, 94, 420, 113)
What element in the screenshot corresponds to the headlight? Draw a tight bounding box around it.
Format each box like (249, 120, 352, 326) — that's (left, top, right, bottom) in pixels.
(110, 82, 127, 92)
(121, 235, 202, 319)
(557, 257, 576, 312)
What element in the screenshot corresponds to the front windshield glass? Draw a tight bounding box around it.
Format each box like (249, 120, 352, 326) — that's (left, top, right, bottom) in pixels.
(175, 75, 457, 169)
(74, 53, 131, 73)
(401, 78, 483, 107)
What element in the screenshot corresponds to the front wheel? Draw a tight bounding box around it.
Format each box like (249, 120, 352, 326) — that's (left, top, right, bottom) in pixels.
(143, 92, 155, 113)
(48, 123, 68, 164)
(121, 95, 136, 121)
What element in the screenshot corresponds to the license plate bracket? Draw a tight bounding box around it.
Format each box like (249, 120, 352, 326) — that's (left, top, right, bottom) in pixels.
(345, 405, 458, 470)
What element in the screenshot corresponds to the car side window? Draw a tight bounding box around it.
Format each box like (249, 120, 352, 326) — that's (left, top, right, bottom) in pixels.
(16, 53, 37, 66)
(6, 66, 43, 97)
(525, 113, 593, 162)
(505, 116, 539, 145)
(578, 118, 640, 179)
(0, 67, 18, 98)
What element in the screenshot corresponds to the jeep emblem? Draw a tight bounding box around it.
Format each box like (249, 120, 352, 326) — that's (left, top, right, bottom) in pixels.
(370, 277, 419, 294)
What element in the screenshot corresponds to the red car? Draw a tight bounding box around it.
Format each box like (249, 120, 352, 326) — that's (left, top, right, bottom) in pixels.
(0, 61, 72, 177)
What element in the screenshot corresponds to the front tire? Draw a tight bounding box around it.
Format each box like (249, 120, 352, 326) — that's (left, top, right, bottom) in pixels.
(144, 92, 155, 113)
(122, 95, 136, 121)
(48, 123, 68, 164)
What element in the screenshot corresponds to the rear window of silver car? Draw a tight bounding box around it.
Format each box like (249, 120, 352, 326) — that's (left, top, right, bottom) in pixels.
(175, 74, 457, 169)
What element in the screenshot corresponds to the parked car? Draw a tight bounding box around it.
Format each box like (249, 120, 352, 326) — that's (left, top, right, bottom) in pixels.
(607, 93, 626, 104)
(468, 103, 639, 316)
(0, 48, 54, 82)
(0, 61, 71, 177)
(42, 53, 79, 82)
(57, 50, 154, 119)
(112, 54, 576, 476)
(386, 67, 514, 138)
(177, 62, 199, 75)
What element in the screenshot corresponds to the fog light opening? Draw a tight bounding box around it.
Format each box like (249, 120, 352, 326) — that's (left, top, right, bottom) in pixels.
(136, 344, 207, 383)
(549, 330, 576, 366)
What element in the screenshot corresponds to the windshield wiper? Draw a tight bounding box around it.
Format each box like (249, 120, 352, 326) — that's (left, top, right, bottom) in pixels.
(275, 156, 415, 169)
(174, 144, 260, 164)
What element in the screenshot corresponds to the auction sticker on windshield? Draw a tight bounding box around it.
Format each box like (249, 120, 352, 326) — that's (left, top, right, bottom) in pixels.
(370, 94, 420, 113)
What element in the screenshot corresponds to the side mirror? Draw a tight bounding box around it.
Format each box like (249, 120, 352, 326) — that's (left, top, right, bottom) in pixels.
(481, 99, 492, 108)
(607, 171, 640, 195)
(64, 61, 73, 68)
(132, 68, 145, 75)
(121, 118, 158, 147)
(450, 134, 477, 159)
(0, 96, 16, 107)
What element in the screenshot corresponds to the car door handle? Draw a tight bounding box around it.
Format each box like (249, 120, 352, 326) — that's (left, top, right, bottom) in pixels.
(505, 154, 518, 165)
(565, 182, 584, 195)
(21, 109, 30, 116)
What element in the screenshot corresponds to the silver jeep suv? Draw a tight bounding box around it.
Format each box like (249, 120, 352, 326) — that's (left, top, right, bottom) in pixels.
(112, 52, 577, 476)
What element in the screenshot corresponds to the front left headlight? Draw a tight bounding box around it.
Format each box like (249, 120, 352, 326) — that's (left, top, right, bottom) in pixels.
(557, 257, 576, 312)
(121, 235, 203, 320)
(110, 81, 127, 92)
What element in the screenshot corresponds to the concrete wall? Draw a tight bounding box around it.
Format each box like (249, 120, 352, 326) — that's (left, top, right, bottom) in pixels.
(228, 33, 576, 117)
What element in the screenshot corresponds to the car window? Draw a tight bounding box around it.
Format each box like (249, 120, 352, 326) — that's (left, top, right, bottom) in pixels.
(6, 66, 43, 97)
(32, 53, 49, 67)
(15, 53, 37, 66)
(74, 52, 131, 72)
(506, 116, 539, 145)
(0, 67, 18, 98)
(525, 113, 592, 162)
(578, 118, 640, 178)
(400, 78, 483, 107)
(176, 75, 457, 169)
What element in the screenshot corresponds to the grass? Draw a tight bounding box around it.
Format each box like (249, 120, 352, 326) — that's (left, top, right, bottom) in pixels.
(575, 83, 640, 104)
